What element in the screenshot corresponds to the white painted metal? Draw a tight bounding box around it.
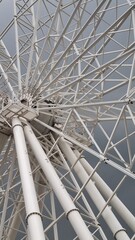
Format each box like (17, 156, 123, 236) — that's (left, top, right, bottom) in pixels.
(0, 155, 15, 239)
(58, 137, 130, 240)
(24, 123, 94, 240)
(12, 118, 45, 240)
(13, 0, 22, 94)
(50, 134, 108, 240)
(0, 1, 135, 239)
(6, 196, 25, 240)
(75, 150, 135, 232)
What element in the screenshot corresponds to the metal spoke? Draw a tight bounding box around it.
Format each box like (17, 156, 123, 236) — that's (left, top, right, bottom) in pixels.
(1, 1, 135, 239)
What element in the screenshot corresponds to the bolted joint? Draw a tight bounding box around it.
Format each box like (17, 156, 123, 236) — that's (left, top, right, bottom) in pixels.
(66, 208, 80, 220)
(128, 99, 133, 105)
(26, 212, 42, 225)
(12, 117, 23, 130)
(114, 228, 126, 239)
(103, 157, 109, 164)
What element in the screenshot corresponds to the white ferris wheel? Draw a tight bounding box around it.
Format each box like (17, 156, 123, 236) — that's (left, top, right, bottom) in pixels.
(0, 0, 135, 239)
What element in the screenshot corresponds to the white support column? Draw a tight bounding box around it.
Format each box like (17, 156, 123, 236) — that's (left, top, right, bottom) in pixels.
(12, 118, 45, 240)
(24, 123, 94, 240)
(58, 137, 131, 240)
(75, 150, 135, 232)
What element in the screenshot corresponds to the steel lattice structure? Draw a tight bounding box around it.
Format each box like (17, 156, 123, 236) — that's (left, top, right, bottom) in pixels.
(0, 0, 135, 239)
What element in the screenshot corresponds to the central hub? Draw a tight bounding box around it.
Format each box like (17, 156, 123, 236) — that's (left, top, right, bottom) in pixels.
(0, 101, 38, 135)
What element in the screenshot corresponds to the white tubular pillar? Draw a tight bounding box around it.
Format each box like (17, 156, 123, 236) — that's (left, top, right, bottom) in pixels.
(58, 137, 131, 240)
(24, 124, 94, 240)
(75, 150, 135, 232)
(12, 118, 45, 240)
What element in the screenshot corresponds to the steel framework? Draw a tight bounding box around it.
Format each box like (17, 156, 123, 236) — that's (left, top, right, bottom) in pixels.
(0, 0, 135, 239)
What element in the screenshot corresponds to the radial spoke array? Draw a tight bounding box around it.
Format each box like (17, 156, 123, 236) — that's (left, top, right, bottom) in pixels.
(0, 0, 135, 240)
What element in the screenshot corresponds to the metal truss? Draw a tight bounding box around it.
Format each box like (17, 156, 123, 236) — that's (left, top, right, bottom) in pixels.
(0, 0, 135, 239)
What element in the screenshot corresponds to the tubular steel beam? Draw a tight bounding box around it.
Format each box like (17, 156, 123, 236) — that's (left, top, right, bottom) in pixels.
(24, 123, 94, 240)
(12, 117, 45, 240)
(58, 137, 131, 240)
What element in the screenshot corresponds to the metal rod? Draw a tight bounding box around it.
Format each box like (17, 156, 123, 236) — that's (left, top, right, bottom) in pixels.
(12, 117, 45, 240)
(6, 196, 25, 240)
(33, 118, 105, 160)
(58, 137, 131, 240)
(0, 155, 15, 239)
(50, 191, 59, 240)
(37, 98, 130, 110)
(77, 152, 135, 232)
(25, 0, 41, 90)
(50, 134, 108, 240)
(34, 1, 132, 96)
(13, 0, 22, 94)
(24, 123, 94, 240)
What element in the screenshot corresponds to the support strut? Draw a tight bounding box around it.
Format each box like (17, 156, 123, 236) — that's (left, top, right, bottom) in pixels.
(75, 150, 135, 232)
(12, 118, 45, 240)
(24, 123, 94, 240)
(58, 137, 131, 240)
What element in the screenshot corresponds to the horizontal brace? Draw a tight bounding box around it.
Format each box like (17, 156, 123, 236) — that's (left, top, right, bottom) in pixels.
(38, 99, 133, 110)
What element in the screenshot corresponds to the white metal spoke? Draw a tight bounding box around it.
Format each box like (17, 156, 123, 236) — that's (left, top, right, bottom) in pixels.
(0, 155, 15, 239)
(34, 5, 134, 99)
(13, 0, 22, 94)
(103, 106, 125, 155)
(1, 1, 135, 239)
(25, 0, 41, 90)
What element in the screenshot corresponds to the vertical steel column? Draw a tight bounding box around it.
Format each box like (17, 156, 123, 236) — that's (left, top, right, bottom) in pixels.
(12, 118, 45, 240)
(24, 123, 94, 240)
(58, 137, 131, 240)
